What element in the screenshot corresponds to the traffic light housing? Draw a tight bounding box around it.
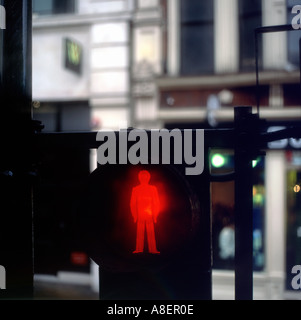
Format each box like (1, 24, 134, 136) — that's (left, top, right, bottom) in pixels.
(77, 129, 212, 300)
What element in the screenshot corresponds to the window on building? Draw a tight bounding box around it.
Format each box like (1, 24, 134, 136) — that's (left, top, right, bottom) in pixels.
(238, 0, 262, 71)
(32, 0, 75, 15)
(180, 0, 214, 75)
(287, 0, 300, 69)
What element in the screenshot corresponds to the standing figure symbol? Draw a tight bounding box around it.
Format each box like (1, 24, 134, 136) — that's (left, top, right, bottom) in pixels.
(130, 170, 160, 254)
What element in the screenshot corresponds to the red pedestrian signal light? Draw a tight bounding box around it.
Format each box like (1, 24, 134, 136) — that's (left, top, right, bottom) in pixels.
(131, 170, 160, 254)
(77, 130, 211, 300)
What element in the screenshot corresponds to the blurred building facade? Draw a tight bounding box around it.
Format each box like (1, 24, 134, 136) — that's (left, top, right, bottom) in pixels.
(32, 0, 301, 299)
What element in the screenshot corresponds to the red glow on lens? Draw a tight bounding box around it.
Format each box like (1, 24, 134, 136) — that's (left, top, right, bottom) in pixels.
(130, 170, 160, 254)
(70, 252, 89, 266)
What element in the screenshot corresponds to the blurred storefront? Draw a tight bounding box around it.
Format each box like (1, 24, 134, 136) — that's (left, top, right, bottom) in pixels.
(32, 0, 301, 299)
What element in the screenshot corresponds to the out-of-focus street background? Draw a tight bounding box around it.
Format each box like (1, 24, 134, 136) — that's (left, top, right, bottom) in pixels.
(29, 0, 301, 300)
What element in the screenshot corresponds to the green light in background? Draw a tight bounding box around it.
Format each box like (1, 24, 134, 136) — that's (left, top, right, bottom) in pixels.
(211, 154, 226, 168)
(252, 157, 261, 168)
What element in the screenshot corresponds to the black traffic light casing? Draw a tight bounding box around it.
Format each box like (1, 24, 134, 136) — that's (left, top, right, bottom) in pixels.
(77, 129, 212, 300)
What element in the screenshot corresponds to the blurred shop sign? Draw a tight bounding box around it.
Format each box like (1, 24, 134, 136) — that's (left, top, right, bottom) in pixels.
(268, 127, 301, 150)
(64, 38, 83, 75)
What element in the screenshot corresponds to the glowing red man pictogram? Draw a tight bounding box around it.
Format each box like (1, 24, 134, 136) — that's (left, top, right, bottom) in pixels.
(130, 170, 160, 254)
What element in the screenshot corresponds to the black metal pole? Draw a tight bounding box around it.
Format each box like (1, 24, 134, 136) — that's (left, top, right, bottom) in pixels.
(234, 107, 254, 300)
(255, 30, 260, 116)
(0, 0, 33, 299)
(254, 24, 296, 117)
(299, 37, 301, 105)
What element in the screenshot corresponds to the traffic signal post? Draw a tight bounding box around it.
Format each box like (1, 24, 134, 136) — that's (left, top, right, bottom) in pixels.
(233, 106, 301, 300)
(234, 106, 261, 300)
(76, 129, 212, 300)
(0, 0, 36, 300)
(33, 105, 301, 301)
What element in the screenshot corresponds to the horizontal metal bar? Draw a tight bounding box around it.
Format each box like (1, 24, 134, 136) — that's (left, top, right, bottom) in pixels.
(255, 24, 295, 34)
(260, 126, 301, 144)
(210, 172, 235, 182)
(35, 131, 100, 149)
(34, 125, 301, 151)
(34, 129, 236, 149)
